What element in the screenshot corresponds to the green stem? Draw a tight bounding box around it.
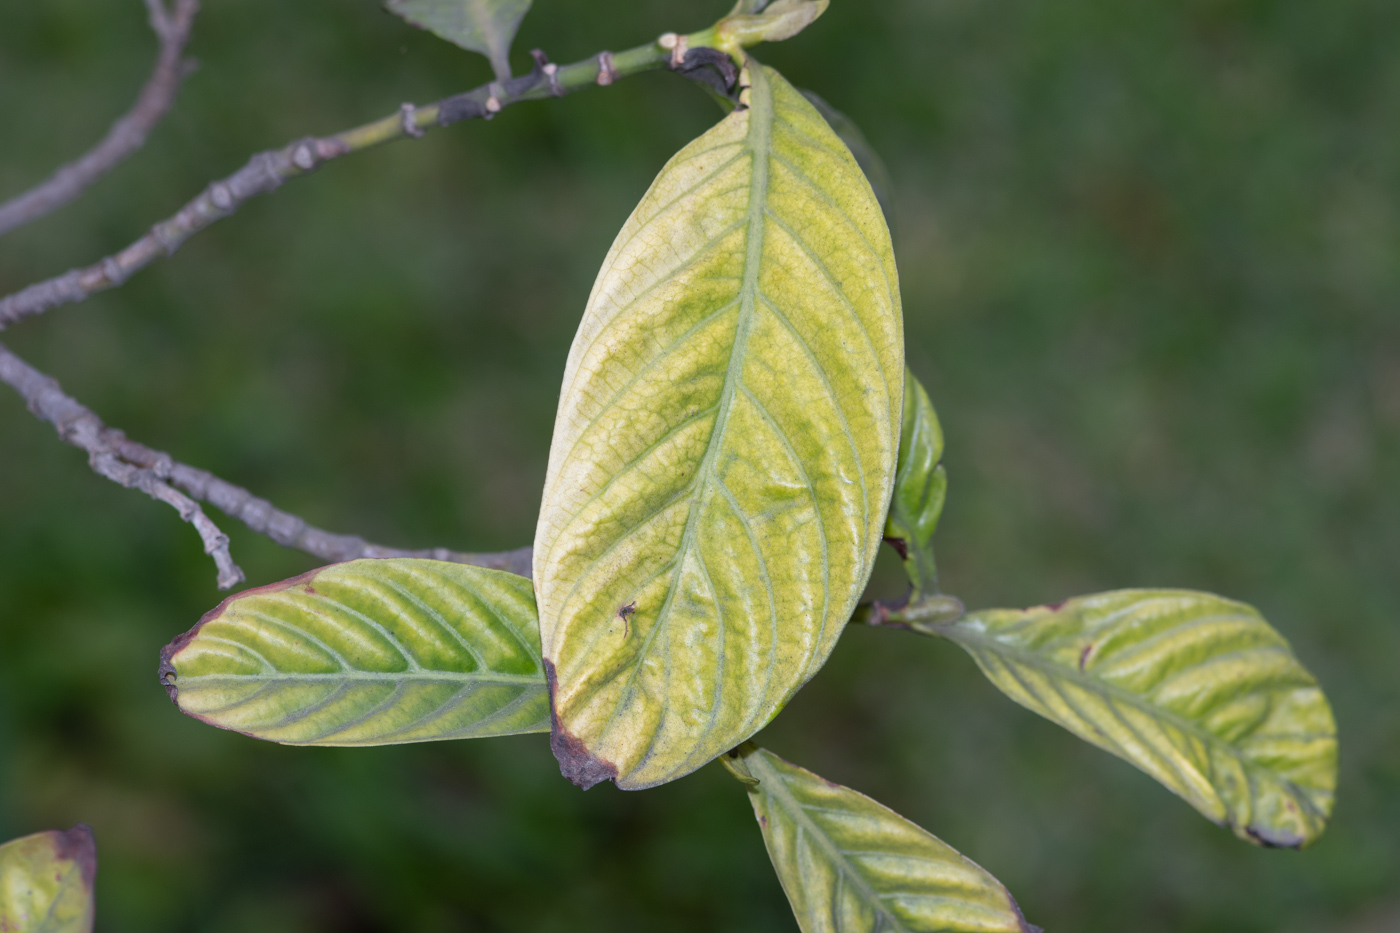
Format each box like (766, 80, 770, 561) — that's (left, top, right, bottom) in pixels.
(854, 592, 966, 631)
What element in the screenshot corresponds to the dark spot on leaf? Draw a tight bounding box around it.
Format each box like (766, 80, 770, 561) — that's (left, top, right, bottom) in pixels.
(1045, 599, 1069, 612)
(1079, 644, 1094, 671)
(758, 815, 768, 829)
(304, 585, 317, 595)
(545, 660, 618, 791)
(618, 601, 636, 636)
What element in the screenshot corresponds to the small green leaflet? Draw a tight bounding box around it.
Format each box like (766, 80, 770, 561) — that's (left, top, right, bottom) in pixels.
(930, 590, 1337, 848)
(385, 0, 532, 80)
(883, 368, 947, 599)
(721, 1, 830, 46)
(534, 61, 904, 790)
(736, 745, 1037, 933)
(161, 559, 550, 745)
(0, 826, 96, 933)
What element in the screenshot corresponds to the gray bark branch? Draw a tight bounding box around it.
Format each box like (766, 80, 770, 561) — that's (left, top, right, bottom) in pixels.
(0, 0, 200, 238)
(0, 341, 533, 587)
(0, 37, 723, 332)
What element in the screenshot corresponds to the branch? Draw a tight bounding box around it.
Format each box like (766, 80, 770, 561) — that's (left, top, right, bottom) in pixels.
(0, 0, 200, 238)
(0, 341, 533, 586)
(0, 37, 739, 331)
(0, 339, 241, 588)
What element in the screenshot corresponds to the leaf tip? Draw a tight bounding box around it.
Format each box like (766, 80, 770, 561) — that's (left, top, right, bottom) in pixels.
(158, 566, 326, 706)
(545, 660, 618, 790)
(1244, 824, 1307, 850)
(53, 824, 97, 888)
(1006, 888, 1040, 933)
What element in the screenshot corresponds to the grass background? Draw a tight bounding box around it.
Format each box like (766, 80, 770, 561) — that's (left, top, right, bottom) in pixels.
(1, 0, 1397, 929)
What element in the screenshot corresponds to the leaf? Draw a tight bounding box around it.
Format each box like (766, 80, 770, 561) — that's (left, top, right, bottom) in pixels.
(930, 590, 1337, 848)
(800, 91, 896, 232)
(0, 826, 96, 933)
(385, 0, 532, 80)
(534, 62, 904, 790)
(721, 1, 830, 47)
(161, 558, 550, 745)
(737, 745, 1037, 933)
(882, 368, 947, 598)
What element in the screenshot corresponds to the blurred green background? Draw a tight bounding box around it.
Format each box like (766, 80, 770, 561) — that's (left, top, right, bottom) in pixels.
(1, 0, 1397, 929)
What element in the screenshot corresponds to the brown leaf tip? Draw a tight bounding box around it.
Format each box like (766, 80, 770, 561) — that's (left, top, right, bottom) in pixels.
(1244, 824, 1305, 850)
(54, 824, 97, 888)
(157, 565, 326, 705)
(544, 660, 618, 790)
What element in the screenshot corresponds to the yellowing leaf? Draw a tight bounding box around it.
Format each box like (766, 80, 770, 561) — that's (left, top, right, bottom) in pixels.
(737, 745, 1037, 933)
(161, 559, 549, 745)
(883, 368, 947, 599)
(0, 826, 96, 933)
(932, 590, 1337, 848)
(385, 0, 532, 79)
(534, 62, 903, 790)
(800, 91, 896, 231)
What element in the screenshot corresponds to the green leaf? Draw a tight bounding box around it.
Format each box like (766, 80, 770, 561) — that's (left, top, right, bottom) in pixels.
(737, 745, 1037, 933)
(534, 62, 903, 790)
(930, 590, 1337, 848)
(0, 826, 96, 933)
(161, 559, 550, 745)
(883, 368, 947, 599)
(385, 0, 532, 80)
(800, 91, 896, 232)
(719, 1, 830, 48)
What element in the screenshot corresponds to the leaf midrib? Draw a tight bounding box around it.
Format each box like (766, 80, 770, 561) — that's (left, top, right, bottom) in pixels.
(748, 752, 914, 933)
(177, 671, 544, 685)
(938, 621, 1328, 823)
(594, 61, 777, 758)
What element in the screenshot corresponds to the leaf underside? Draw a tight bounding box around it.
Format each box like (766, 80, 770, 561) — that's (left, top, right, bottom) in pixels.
(741, 746, 1036, 933)
(939, 590, 1337, 848)
(385, 0, 532, 79)
(534, 62, 904, 790)
(0, 826, 96, 933)
(883, 368, 946, 597)
(162, 559, 550, 745)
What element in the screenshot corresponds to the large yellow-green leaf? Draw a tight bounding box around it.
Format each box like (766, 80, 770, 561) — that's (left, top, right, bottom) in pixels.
(883, 368, 947, 599)
(533, 61, 903, 790)
(928, 590, 1337, 848)
(735, 745, 1037, 933)
(160, 559, 549, 745)
(0, 826, 95, 933)
(385, 0, 532, 79)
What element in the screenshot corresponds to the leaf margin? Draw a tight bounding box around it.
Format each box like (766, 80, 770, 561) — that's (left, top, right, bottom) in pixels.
(160, 557, 551, 746)
(735, 743, 1039, 933)
(927, 588, 1338, 849)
